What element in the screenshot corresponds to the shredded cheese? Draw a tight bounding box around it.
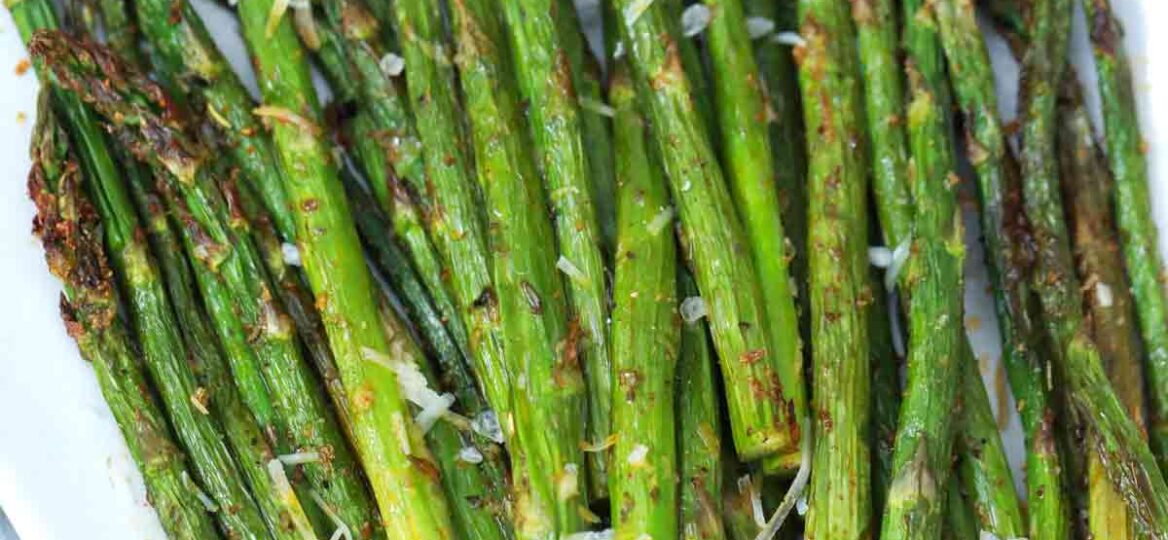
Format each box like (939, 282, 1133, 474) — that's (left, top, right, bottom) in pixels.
(680, 296, 707, 323)
(681, 4, 711, 37)
(772, 32, 806, 47)
(277, 451, 320, 466)
(746, 17, 775, 39)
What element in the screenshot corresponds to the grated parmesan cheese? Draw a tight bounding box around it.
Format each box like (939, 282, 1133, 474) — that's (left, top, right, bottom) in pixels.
(281, 242, 301, 266)
(681, 4, 711, 37)
(379, 53, 405, 77)
(557, 255, 588, 283)
(772, 32, 806, 47)
(277, 451, 320, 466)
(680, 296, 707, 323)
(626, 444, 649, 466)
(746, 17, 775, 39)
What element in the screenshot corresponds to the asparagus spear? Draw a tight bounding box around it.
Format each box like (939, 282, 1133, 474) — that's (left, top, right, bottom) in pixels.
(1017, 0, 1168, 532)
(35, 34, 387, 539)
(499, 0, 613, 499)
(132, 0, 295, 240)
(658, 0, 718, 141)
(704, 0, 806, 472)
(235, 0, 461, 532)
(370, 296, 514, 540)
(789, 0, 871, 535)
(931, 1, 1071, 538)
(389, 0, 514, 440)
(1057, 79, 1150, 540)
(612, 0, 805, 464)
(607, 58, 680, 539)
(877, 0, 968, 536)
(743, 0, 808, 335)
(1078, 0, 1168, 472)
(449, 0, 588, 535)
(850, 0, 912, 247)
(555, 0, 617, 254)
(869, 269, 901, 522)
(20, 29, 274, 540)
(123, 154, 321, 540)
(676, 275, 725, 540)
(28, 91, 223, 540)
(343, 111, 471, 365)
(954, 355, 1025, 537)
(288, 1, 476, 369)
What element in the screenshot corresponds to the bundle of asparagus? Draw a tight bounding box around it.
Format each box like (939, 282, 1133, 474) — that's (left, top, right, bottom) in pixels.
(12, 0, 1168, 537)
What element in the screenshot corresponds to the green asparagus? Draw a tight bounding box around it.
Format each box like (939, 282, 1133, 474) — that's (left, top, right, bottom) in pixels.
(851, 0, 912, 247)
(677, 282, 726, 540)
(743, 0, 808, 343)
(791, 0, 870, 536)
(450, 0, 591, 536)
(1017, 0, 1168, 532)
(612, 0, 804, 464)
(607, 58, 680, 539)
(133, 0, 296, 240)
(28, 35, 275, 540)
(877, 0, 967, 536)
(705, 0, 804, 476)
(1057, 79, 1150, 540)
(204, 0, 463, 529)
(28, 91, 223, 540)
(389, 0, 515, 443)
(1079, 0, 1168, 472)
(500, 0, 613, 499)
(931, 1, 1071, 537)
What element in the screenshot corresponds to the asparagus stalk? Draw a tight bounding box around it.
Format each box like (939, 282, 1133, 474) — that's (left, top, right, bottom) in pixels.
(877, 0, 968, 536)
(370, 296, 514, 540)
(132, 0, 295, 240)
(343, 111, 471, 365)
(20, 30, 276, 540)
(1057, 80, 1150, 540)
(232, 178, 354, 439)
(1078, 0, 1168, 471)
(743, 0, 808, 336)
(28, 91, 223, 540)
(123, 154, 321, 540)
(499, 0, 613, 499)
(234, 0, 460, 532)
(35, 34, 387, 539)
(677, 274, 725, 540)
(612, 0, 805, 464)
(606, 59, 680, 539)
(789, 0, 871, 534)
(931, 1, 1071, 538)
(556, 0, 617, 254)
(449, 1, 590, 535)
(850, 0, 912, 247)
(339, 158, 499, 444)
(389, 0, 514, 439)
(954, 355, 1025, 537)
(292, 1, 475, 368)
(1017, 0, 1168, 532)
(704, 0, 805, 475)
(869, 269, 901, 521)
(658, 0, 718, 141)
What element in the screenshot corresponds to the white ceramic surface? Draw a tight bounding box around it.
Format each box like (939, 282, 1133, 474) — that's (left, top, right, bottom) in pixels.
(0, 1, 1164, 538)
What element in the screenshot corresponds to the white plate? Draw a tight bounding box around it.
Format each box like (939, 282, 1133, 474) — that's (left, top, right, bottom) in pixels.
(0, 1, 1165, 538)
